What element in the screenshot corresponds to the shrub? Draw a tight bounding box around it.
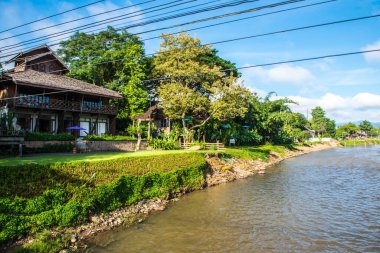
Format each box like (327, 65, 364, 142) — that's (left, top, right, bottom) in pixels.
(83, 135, 139, 141)
(149, 139, 180, 150)
(236, 130, 262, 146)
(26, 143, 74, 154)
(25, 133, 75, 141)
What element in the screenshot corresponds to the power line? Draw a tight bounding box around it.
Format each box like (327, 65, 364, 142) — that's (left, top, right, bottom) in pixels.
(0, 0, 301, 64)
(0, 0, 260, 51)
(1, 48, 379, 101)
(17, 12, 380, 75)
(0, 0, 221, 57)
(0, 0, 198, 51)
(0, 0, 105, 35)
(0, 0, 157, 41)
(139, 0, 332, 41)
(145, 49, 380, 82)
(0, 0, 330, 60)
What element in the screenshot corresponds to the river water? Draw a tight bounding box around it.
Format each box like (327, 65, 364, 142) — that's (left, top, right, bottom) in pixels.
(87, 146, 380, 253)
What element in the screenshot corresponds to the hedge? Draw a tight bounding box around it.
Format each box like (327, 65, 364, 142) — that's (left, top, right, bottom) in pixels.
(83, 135, 139, 141)
(0, 153, 207, 244)
(25, 133, 75, 141)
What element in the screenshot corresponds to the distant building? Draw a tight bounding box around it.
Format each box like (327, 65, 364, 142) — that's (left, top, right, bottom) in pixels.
(0, 45, 122, 137)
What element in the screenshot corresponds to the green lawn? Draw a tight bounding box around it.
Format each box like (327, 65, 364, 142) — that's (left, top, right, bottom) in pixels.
(224, 144, 292, 161)
(0, 150, 200, 167)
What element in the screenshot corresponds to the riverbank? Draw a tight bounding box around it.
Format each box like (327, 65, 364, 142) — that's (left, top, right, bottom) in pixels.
(340, 139, 380, 147)
(3, 143, 338, 253)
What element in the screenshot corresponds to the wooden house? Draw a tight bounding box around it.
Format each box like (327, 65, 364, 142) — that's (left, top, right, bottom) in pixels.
(0, 45, 122, 137)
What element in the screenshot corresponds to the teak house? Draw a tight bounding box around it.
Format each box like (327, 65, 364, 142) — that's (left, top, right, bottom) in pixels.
(0, 46, 122, 137)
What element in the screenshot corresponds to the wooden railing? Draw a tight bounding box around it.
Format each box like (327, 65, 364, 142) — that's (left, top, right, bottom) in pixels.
(181, 142, 226, 151)
(1, 98, 118, 115)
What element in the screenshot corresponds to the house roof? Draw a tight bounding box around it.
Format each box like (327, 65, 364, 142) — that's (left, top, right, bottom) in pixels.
(5, 70, 122, 99)
(6, 45, 70, 73)
(7, 45, 50, 63)
(135, 104, 166, 120)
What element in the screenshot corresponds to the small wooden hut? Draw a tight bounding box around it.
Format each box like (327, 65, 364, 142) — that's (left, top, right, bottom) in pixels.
(135, 105, 170, 137)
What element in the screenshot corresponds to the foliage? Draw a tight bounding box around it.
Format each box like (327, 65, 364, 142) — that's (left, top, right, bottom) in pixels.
(13, 230, 71, 253)
(235, 130, 262, 146)
(359, 120, 374, 136)
(154, 33, 250, 137)
(340, 139, 380, 146)
(242, 92, 299, 144)
(0, 153, 206, 243)
(149, 139, 180, 150)
(310, 106, 335, 137)
(25, 132, 75, 141)
(83, 135, 138, 141)
(335, 122, 359, 139)
(58, 27, 150, 120)
(26, 143, 74, 154)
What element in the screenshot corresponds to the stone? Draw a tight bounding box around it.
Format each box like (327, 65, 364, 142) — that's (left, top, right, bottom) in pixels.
(70, 234, 78, 243)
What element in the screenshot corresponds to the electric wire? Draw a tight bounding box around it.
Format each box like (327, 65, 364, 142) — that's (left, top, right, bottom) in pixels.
(9, 12, 378, 75)
(0, 0, 105, 34)
(0, 48, 379, 101)
(0, 0, 157, 41)
(0, 0, 260, 51)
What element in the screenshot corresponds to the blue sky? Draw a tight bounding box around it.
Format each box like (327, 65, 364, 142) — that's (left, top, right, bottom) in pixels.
(0, 0, 379, 122)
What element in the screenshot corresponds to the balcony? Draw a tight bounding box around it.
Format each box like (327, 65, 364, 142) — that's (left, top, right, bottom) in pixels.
(1, 97, 118, 115)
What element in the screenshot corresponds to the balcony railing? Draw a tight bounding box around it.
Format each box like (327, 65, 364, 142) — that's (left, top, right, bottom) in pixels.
(1, 97, 118, 115)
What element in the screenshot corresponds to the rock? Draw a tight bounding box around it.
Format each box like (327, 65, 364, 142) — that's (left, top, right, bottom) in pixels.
(138, 218, 143, 223)
(258, 170, 266, 174)
(70, 234, 78, 243)
(59, 249, 69, 253)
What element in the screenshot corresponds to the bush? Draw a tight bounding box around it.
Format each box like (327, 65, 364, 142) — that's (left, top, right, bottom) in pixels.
(83, 135, 139, 141)
(26, 143, 74, 154)
(236, 130, 262, 146)
(0, 153, 207, 244)
(25, 133, 75, 141)
(149, 139, 180, 150)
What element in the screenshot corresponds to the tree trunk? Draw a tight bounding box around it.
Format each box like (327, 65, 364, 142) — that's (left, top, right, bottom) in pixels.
(136, 119, 142, 151)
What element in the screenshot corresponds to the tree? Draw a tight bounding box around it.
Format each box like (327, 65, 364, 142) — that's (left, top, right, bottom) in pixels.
(154, 33, 250, 137)
(242, 92, 297, 144)
(336, 122, 359, 139)
(311, 106, 326, 136)
(57, 27, 150, 120)
(359, 120, 373, 136)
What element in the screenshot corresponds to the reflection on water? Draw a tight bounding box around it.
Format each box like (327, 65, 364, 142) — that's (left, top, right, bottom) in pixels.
(87, 146, 380, 253)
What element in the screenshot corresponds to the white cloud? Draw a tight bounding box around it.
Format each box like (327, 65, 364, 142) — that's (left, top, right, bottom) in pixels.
(244, 64, 315, 85)
(362, 40, 380, 63)
(288, 92, 380, 122)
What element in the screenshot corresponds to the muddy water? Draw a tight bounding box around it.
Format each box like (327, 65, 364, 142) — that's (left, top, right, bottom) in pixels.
(87, 146, 380, 253)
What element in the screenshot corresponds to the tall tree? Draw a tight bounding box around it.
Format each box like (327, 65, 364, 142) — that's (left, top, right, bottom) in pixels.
(154, 33, 250, 136)
(311, 106, 327, 136)
(57, 26, 149, 120)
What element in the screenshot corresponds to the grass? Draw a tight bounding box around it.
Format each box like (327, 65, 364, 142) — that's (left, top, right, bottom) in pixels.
(224, 144, 292, 161)
(0, 144, 296, 167)
(0, 150, 200, 167)
(340, 139, 380, 147)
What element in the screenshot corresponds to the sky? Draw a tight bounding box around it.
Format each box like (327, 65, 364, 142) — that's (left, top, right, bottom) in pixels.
(0, 0, 379, 123)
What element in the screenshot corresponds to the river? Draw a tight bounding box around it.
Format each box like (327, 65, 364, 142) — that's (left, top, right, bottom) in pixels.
(86, 146, 380, 253)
